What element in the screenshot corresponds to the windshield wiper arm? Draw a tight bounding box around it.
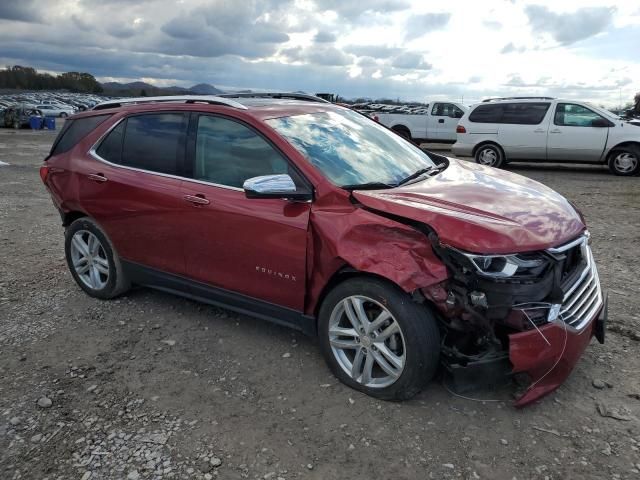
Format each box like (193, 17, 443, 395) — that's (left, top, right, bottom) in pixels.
(341, 181, 397, 190)
(397, 166, 438, 186)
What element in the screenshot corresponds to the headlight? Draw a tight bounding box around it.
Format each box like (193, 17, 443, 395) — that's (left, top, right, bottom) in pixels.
(455, 251, 550, 278)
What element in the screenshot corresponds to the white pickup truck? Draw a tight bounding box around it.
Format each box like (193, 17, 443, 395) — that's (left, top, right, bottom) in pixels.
(357, 101, 468, 143)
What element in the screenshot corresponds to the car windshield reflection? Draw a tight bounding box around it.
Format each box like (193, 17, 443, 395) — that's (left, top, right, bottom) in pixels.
(266, 109, 436, 188)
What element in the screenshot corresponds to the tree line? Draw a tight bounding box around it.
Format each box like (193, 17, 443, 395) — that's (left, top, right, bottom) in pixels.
(0, 65, 103, 93)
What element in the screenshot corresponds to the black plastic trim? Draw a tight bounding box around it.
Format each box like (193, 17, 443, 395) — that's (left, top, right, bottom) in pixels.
(121, 260, 316, 336)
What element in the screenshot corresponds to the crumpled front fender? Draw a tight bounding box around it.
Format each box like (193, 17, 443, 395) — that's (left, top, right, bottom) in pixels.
(305, 204, 448, 315)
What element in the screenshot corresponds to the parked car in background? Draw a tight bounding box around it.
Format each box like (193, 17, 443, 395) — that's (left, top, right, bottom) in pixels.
(453, 97, 640, 176)
(3, 105, 43, 128)
(356, 101, 468, 143)
(40, 94, 606, 406)
(36, 104, 75, 118)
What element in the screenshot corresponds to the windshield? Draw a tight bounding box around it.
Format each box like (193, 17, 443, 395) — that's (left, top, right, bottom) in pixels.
(266, 109, 436, 188)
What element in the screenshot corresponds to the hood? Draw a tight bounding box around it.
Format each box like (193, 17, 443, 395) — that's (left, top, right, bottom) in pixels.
(352, 159, 585, 254)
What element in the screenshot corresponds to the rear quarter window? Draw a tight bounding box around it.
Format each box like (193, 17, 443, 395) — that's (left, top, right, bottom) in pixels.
(49, 114, 111, 157)
(468, 104, 503, 123)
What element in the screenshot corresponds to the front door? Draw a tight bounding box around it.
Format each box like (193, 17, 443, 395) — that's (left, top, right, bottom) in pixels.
(428, 103, 463, 141)
(180, 114, 311, 311)
(547, 103, 609, 162)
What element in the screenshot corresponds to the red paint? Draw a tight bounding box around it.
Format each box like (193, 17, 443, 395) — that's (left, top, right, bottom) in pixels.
(41, 101, 600, 406)
(353, 159, 585, 254)
(509, 308, 600, 407)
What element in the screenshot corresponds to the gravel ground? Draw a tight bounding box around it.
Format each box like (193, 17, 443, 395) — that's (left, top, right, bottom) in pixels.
(1, 126, 639, 480)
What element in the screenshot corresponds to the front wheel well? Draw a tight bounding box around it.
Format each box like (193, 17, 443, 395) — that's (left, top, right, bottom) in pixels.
(313, 268, 407, 318)
(62, 210, 87, 227)
(607, 141, 640, 158)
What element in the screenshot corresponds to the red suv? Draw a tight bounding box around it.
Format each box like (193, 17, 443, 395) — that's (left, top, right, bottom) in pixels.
(41, 94, 607, 406)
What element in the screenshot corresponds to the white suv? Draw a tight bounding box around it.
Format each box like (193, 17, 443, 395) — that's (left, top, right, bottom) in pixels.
(452, 97, 640, 176)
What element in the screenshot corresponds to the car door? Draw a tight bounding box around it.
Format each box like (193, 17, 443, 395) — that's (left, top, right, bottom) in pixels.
(497, 102, 551, 159)
(180, 113, 311, 312)
(428, 103, 461, 141)
(547, 103, 609, 161)
(80, 112, 189, 276)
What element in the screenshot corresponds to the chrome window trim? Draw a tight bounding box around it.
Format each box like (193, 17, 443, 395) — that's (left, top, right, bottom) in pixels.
(88, 116, 244, 193)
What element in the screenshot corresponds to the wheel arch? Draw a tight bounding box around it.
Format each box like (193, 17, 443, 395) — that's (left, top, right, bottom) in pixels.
(62, 210, 88, 227)
(605, 141, 640, 159)
(312, 267, 405, 318)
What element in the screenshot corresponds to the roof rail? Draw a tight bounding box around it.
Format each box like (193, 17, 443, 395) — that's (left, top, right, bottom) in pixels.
(218, 92, 330, 103)
(92, 95, 248, 111)
(481, 96, 556, 103)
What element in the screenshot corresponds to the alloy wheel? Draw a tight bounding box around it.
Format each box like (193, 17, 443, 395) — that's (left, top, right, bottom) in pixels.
(70, 230, 109, 290)
(328, 295, 406, 388)
(613, 152, 638, 174)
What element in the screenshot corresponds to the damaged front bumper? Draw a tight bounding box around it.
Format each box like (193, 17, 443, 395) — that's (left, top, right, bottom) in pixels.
(510, 293, 607, 407)
(433, 232, 607, 406)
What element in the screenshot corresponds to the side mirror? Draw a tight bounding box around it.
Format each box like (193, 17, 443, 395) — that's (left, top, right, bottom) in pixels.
(591, 118, 612, 128)
(243, 174, 311, 201)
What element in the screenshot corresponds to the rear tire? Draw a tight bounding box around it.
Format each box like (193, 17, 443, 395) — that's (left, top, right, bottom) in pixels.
(474, 143, 505, 168)
(608, 146, 640, 176)
(64, 217, 130, 300)
(318, 277, 440, 401)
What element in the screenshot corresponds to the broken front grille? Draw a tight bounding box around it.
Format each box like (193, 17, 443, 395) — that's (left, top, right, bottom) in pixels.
(548, 235, 603, 331)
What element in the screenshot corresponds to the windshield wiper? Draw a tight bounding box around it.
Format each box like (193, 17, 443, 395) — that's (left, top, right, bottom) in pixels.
(341, 181, 397, 190)
(396, 166, 439, 186)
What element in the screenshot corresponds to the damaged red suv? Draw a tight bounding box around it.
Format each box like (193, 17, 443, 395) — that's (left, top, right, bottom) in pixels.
(41, 94, 607, 406)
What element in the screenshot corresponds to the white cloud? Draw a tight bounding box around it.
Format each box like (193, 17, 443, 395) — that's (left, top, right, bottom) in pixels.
(0, 0, 638, 106)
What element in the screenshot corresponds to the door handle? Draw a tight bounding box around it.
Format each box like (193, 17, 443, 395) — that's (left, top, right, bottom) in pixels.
(438, 119, 445, 123)
(183, 194, 210, 206)
(87, 173, 107, 182)
(534, 129, 545, 133)
(549, 129, 561, 134)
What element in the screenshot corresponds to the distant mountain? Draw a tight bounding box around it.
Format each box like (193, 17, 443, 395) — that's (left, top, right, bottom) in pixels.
(189, 83, 223, 95)
(100, 81, 224, 96)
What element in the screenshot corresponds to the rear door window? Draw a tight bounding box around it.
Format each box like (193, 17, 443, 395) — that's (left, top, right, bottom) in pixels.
(120, 113, 188, 175)
(468, 104, 503, 123)
(49, 114, 111, 156)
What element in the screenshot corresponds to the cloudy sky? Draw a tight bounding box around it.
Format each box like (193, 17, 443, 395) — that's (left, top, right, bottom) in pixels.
(1, 0, 639, 106)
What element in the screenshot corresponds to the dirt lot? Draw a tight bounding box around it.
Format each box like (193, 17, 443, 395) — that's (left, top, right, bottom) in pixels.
(1, 126, 639, 480)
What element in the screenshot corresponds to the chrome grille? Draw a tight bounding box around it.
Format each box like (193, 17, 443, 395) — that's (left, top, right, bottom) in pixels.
(548, 235, 603, 331)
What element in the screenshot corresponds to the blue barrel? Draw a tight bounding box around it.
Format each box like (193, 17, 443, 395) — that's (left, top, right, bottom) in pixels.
(29, 116, 43, 130)
(44, 117, 56, 130)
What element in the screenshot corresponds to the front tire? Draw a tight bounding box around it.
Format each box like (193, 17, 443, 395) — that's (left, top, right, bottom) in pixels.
(474, 143, 505, 168)
(608, 146, 640, 176)
(318, 277, 440, 401)
(64, 217, 130, 299)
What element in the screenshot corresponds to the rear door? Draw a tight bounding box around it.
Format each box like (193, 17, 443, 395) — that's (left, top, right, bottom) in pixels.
(547, 103, 609, 161)
(497, 102, 551, 159)
(80, 112, 189, 275)
(180, 113, 311, 311)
